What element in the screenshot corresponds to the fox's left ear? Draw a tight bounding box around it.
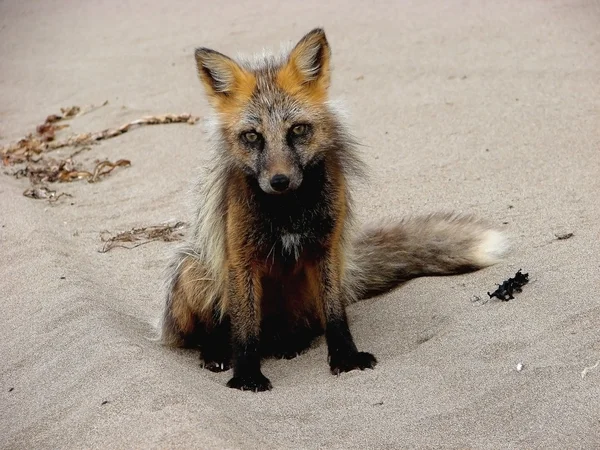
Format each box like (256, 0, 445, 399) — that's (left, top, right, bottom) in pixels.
(278, 28, 331, 98)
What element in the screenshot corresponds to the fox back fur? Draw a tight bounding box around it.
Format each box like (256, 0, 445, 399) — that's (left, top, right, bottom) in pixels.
(161, 28, 508, 391)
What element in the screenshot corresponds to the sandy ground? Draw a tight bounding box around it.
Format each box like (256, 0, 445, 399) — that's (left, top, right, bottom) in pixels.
(1, 0, 600, 448)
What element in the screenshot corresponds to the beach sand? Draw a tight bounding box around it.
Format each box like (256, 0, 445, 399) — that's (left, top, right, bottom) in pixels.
(1, 0, 599, 448)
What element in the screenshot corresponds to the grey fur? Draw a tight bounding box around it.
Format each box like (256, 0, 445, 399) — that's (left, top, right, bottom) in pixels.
(344, 213, 509, 303)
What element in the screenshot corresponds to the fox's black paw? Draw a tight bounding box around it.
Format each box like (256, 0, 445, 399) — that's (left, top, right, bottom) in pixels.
(329, 351, 377, 375)
(203, 360, 231, 373)
(227, 373, 272, 392)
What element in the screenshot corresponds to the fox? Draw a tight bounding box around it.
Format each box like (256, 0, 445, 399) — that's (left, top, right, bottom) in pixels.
(161, 28, 508, 392)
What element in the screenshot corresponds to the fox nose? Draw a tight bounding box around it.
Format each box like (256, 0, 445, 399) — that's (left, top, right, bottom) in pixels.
(270, 174, 290, 192)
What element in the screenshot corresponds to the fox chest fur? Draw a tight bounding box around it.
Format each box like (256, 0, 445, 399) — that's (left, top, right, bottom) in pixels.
(222, 157, 347, 329)
(226, 159, 344, 267)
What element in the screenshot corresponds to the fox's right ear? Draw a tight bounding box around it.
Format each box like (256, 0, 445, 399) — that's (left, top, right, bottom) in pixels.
(288, 28, 331, 86)
(194, 48, 255, 105)
(277, 28, 331, 102)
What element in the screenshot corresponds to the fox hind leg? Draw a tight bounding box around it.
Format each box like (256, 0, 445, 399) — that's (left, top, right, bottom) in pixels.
(162, 251, 232, 371)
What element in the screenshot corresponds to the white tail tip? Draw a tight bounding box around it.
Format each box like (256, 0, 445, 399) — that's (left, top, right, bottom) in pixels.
(474, 229, 510, 267)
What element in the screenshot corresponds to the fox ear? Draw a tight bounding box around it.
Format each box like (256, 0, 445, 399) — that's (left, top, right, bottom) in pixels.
(278, 28, 331, 97)
(194, 48, 255, 101)
(289, 28, 331, 85)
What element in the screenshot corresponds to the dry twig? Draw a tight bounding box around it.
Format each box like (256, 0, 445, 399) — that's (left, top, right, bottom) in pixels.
(2, 112, 198, 165)
(99, 222, 187, 253)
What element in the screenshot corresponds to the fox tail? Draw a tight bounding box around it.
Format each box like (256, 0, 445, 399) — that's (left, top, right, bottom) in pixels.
(345, 213, 509, 301)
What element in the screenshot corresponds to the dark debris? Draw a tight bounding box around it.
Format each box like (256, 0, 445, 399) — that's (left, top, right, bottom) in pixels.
(554, 232, 574, 241)
(487, 269, 530, 301)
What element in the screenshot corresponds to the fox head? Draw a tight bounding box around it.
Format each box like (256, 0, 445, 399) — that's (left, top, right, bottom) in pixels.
(194, 28, 340, 195)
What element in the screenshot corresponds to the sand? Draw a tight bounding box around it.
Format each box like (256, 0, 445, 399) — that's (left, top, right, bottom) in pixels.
(1, 0, 599, 448)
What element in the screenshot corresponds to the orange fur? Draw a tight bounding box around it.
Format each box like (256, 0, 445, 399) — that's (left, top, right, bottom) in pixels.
(215, 69, 256, 120)
(169, 257, 209, 335)
(225, 176, 265, 339)
(276, 29, 331, 104)
(276, 66, 327, 104)
(195, 50, 257, 119)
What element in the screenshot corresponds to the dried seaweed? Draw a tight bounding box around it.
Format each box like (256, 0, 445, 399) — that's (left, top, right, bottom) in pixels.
(58, 113, 199, 148)
(13, 157, 130, 184)
(88, 159, 131, 182)
(1, 112, 198, 166)
(23, 186, 72, 203)
(1, 104, 199, 202)
(47, 101, 108, 122)
(36, 122, 69, 142)
(487, 269, 530, 301)
(1, 101, 109, 165)
(99, 222, 187, 253)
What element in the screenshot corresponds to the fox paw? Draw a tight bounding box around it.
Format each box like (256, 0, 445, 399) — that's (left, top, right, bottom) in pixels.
(203, 360, 231, 373)
(329, 351, 377, 375)
(227, 373, 272, 392)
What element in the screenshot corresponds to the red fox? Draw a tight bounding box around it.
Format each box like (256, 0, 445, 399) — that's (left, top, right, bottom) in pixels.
(161, 28, 508, 391)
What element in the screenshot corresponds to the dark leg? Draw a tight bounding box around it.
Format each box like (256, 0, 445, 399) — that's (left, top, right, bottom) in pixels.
(227, 335, 271, 391)
(226, 267, 272, 391)
(326, 313, 377, 374)
(201, 312, 232, 373)
(318, 251, 377, 375)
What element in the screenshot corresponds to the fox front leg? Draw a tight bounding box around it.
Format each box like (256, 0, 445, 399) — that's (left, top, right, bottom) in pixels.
(225, 267, 272, 392)
(318, 250, 377, 375)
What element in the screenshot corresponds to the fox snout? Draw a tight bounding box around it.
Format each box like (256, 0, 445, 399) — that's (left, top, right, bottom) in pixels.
(258, 166, 303, 195)
(270, 174, 290, 192)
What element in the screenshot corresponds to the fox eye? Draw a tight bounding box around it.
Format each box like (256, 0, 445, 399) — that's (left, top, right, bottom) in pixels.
(242, 131, 260, 143)
(291, 124, 308, 136)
